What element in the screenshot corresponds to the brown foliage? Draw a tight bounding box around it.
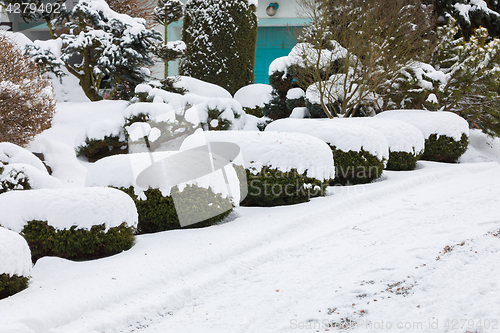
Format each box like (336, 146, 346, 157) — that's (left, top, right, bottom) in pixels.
(0, 33, 55, 147)
(106, 0, 157, 27)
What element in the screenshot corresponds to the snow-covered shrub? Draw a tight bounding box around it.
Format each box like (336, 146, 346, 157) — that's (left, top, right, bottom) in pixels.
(180, 131, 335, 207)
(286, 88, 306, 111)
(0, 142, 62, 192)
(186, 98, 246, 131)
(234, 84, 273, 118)
(266, 119, 389, 185)
(0, 227, 31, 300)
(0, 188, 138, 262)
(262, 69, 297, 120)
(0, 32, 55, 147)
(331, 118, 425, 171)
(85, 152, 236, 233)
(181, 0, 258, 95)
(376, 110, 469, 163)
(75, 120, 128, 162)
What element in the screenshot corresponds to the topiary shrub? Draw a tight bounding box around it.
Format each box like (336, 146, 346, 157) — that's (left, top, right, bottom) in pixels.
(0, 274, 29, 300)
(242, 166, 326, 207)
(0, 226, 31, 299)
(262, 71, 296, 120)
(119, 185, 233, 234)
(330, 146, 385, 185)
(386, 151, 422, 171)
(0, 165, 31, 194)
(242, 106, 264, 118)
(21, 220, 135, 263)
(421, 133, 468, 163)
(76, 135, 128, 162)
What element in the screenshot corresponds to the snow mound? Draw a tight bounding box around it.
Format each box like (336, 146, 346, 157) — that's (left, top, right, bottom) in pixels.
(290, 107, 310, 119)
(74, 119, 124, 148)
(0, 227, 31, 277)
(234, 84, 273, 108)
(124, 102, 176, 120)
(459, 129, 500, 163)
(172, 76, 231, 99)
(375, 110, 469, 141)
(0, 187, 138, 233)
(179, 131, 335, 181)
(0, 142, 46, 172)
(287, 88, 305, 100)
(85, 152, 240, 201)
(4, 31, 33, 50)
(1, 163, 62, 190)
(265, 118, 389, 161)
(330, 118, 425, 154)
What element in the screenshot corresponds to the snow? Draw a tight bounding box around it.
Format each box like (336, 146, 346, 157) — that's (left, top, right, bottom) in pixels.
(286, 87, 305, 100)
(49, 68, 91, 103)
(190, 98, 246, 130)
(123, 102, 176, 120)
(0, 187, 138, 233)
(289, 107, 310, 119)
(3, 31, 33, 50)
(329, 118, 425, 154)
(234, 84, 273, 108)
(265, 118, 389, 161)
(74, 119, 124, 148)
(1, 163, 63, 190)
(0, 143, 47, 173)
(0, 227, 31, 278)
(172, 76, 232, 99)
(179, 131, 335, 181)
(459, 129, 500, 163)
(85, 152, 240, 201)
(375, 110, 469, 141)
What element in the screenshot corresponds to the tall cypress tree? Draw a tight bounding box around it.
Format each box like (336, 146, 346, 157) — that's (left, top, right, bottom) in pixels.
(180, 0, 257, 95)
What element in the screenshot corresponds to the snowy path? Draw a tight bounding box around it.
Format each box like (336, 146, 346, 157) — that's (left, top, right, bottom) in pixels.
(1, 161, 500, 333)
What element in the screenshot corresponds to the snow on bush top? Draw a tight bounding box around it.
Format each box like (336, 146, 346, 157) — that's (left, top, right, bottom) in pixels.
(1, 163, 63, 190)
(124, 102, 176, 120)
(0, 188, 138, 233)
(184, 98, 246, 130)
(179, 131, 335, 181)
(74, 119, 124, 148)
(375, 110, 469, 141)
(0, 143, 46, 172)
(287, 88, 305, 100)
(330, 118, 425, 154)
(85, 152, 240, 201)
(234, 84, 272, 108)
(265, 118, 389, 161)
(172, 76, 231, 98)
(0, 227, 31, 277)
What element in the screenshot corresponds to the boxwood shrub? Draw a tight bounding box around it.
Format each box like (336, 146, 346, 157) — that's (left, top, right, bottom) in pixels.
(76, 136, 128, 162)
(330, 146, 385, 185)
(0, 273, 29, 300)
(119, 185, 233, 234)
(0, 165, 31, 194)
(386, 151, 423, 171)
(20, 220, 135, 263)
(241, 166, 327, 207)
(421, 133, 468, 163)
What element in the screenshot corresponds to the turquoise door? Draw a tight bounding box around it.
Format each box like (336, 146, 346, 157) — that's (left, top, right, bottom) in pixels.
(254, 27, 298, 84)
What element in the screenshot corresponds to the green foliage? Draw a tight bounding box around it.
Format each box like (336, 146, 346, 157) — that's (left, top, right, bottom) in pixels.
(21, 220, 135, 263)
(160, 77, 188, 95)
(119, 185, 233, 234)
(285, 96, 306, 111)
(421, 133, 468, 163)
(181, 0, 258, 95)
(76, 136, 128, 162)
(0, 273, 29, 300)
(262, 71, 297, 120)
(242, 166, 327, 207)
(242, 106, 263, 118)
(123, 113, 150, 128)
(386, 151, 422, 171)
(202, 108, 233, 131)
(305, 100, 331, 119)
(0, 167, 31, 194)
(330, 146, 385, 185)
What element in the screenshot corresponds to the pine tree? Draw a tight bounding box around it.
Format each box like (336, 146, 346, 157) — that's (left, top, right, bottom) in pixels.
(180, 0, 257, 95)
(49, 0, 162, 101)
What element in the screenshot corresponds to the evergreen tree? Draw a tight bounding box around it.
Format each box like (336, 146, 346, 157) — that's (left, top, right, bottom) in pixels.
(180, 0, 257, 95)
(153, 0, 184, 77)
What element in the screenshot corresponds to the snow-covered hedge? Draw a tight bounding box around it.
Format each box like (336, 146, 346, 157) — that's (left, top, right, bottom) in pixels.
(0, 227, 31, 300)
(86, 152, 237, 233)
(0, 188, 137, 262)
(375, 110, 469, 163)
(234, 84, 272, 118)
(75, 119, 128, 161)
(330, 118, 425, 171)
(180, 131, 334, 206)
(265, 118, 389, 185)
(0, 143, 62, 193)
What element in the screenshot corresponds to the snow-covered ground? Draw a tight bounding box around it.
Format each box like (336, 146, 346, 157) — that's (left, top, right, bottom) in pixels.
(1, 101, 500, 333)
